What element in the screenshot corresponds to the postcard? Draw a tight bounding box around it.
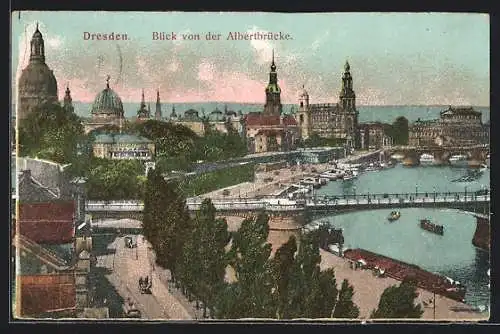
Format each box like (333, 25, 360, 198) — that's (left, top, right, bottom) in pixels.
(11, 11, 490, 321)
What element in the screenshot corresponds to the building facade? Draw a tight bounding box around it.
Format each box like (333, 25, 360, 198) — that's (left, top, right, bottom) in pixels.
(244, 52, 299, 154)
(17, 24, 59, 122)
(358, 122, 393, 150)
(295, 61, 360, 149)
(408, 106, 489, 147)
(14, 158, 95, 318)
(93, 133, 155, 160)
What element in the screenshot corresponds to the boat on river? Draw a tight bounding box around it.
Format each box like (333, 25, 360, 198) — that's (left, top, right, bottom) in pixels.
(420, 219, 444, 235)
(320, 169, 341, 180)
(300, 177, 322, 188)
(342, 170, 358, 181)
(419, 153, 438, 166)
(387, 211, 401, 222)
(449, 154, 469, 167)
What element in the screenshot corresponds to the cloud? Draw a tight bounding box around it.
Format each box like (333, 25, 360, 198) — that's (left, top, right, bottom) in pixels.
(247, 26, 275, 64)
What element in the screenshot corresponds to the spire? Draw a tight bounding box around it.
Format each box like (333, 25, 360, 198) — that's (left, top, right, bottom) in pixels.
(271, 49, 276, 72)
(106, 75, 110, 89)
(30, 23, 45, 63)
(155, 89, 162, 120)
(344, 60, 350, 72)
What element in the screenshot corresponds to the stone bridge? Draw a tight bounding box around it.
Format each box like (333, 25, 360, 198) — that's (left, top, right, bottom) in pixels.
(389, 144, 489, 162)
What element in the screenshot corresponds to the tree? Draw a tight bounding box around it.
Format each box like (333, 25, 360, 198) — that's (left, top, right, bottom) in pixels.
(333, 279, 360, 318)
(271, 235, 298, 319)
(188, 199, 230, 317)
(391, 116, 409, 145)
(19, 102, 84, 164)
(371, 280, 424, 319)
(221, 212, 275, 318)
(142, 168, 191, 283)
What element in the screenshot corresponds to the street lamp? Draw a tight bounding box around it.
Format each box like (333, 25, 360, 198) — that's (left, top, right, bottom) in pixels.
(415, 184, 418, 197)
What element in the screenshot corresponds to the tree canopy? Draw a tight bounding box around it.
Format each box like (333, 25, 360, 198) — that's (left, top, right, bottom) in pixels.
(18, 102, 84, 164)
(371, 280, 423, 319)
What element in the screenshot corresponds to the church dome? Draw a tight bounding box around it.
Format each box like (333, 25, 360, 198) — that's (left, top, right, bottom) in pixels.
(17, 24, 59, 120)
(91, 78, 124, 117)
(18, 62, 58, 98)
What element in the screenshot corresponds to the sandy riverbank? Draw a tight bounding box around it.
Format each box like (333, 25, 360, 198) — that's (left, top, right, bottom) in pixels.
(319, 249, 488, 321)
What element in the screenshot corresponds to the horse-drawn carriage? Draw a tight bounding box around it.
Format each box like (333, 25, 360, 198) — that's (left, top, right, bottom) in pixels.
(139, 276, 152, 294)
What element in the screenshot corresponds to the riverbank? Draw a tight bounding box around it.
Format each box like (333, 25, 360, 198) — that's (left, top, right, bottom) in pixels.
(195, 150, 383, 200)
(319, 250, 487, 321)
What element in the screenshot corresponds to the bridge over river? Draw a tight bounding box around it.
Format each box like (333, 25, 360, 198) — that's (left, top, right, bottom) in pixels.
(85, 190, 490, 219)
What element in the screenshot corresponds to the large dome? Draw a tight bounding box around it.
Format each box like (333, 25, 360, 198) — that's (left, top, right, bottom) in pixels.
(18, 62, 58, 97)
(91, 84, 124, 117)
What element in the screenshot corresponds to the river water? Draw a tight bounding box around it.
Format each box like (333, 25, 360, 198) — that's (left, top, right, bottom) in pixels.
(313, 164, 490, 307)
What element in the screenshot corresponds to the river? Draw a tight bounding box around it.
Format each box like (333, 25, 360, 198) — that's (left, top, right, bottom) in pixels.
(313, 164, 490, 307)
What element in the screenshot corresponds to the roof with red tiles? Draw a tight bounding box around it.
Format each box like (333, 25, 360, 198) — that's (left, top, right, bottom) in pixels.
(18, 201, 75, 244)
(244, 113, 297, 127)
(20, 274, 76, 316)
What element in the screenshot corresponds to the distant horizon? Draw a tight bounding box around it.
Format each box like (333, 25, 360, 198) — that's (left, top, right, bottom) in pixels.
(12, 12, 489, 106)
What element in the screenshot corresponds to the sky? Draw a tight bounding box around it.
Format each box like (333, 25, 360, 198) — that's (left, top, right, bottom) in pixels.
(11, 12, 490, 105)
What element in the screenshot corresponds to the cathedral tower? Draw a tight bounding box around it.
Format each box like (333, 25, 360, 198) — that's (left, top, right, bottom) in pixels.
(17, 24, 59, 121)
(338, 60, 359, 149)
(155, 89, 162, 120)
(263, 50, 282, 116)
(339, 61, 356, 111)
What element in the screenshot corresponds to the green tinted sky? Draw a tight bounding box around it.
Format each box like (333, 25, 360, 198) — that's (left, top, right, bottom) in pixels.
(11, 11, 489, 105)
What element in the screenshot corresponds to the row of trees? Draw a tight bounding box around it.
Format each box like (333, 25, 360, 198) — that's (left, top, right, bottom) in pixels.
(142, 169, 424, 319)
(143, 168, 359, 318)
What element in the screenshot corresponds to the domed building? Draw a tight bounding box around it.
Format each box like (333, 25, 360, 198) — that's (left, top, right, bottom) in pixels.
(17, 24, 59, 121)
(84, 76, 125, 133)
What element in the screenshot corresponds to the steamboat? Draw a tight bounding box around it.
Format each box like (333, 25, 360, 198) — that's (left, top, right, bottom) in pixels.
(420, 219, 444, 235)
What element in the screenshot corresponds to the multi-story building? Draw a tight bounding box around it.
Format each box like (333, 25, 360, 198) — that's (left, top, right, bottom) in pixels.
(358, 122, 393, 150)
(93, 133, 155, 160)
(409, 106, 489, 147)
(14, 158, 95, 318)
(295, 61, 360, 149)
(244, 51, 299, 153)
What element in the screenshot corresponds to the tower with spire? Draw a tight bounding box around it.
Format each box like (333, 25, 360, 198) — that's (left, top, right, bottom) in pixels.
(263, 50, 282, 116)
(339, 60, 356, 111)
(18, 23, 59, 120)
(137, 89, 150, 119)
(155, 89, 162, 120)
(63, 85, 74, 113)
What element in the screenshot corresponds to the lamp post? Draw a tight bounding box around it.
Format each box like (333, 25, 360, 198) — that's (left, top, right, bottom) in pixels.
(415, 184, 418, 198)
(465, 186, 468, 202)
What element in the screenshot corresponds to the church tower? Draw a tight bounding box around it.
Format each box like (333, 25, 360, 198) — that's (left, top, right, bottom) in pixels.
(155, 89, 162, 120)
(17, 24, 59, 121)
(63, 85, 74, 113)
(296, 85, 311, 139)
(339, 61, 356, 111)
(338, 60, 359, 149)
(263, 50, 282, 116)
(137, 89, 149, 119)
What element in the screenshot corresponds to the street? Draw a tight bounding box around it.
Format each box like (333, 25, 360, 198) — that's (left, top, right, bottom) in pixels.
(94, 234, 192, 319)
